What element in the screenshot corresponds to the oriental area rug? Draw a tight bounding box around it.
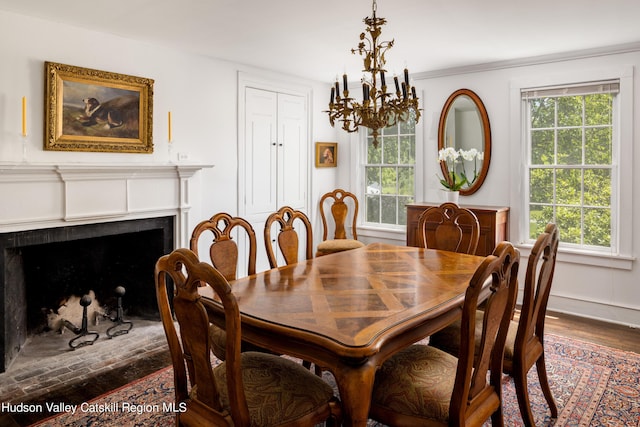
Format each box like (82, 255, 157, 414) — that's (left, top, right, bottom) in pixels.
(30, 334, 640, 426)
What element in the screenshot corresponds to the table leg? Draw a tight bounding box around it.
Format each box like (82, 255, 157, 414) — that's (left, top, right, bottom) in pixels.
(332, 360, 377, 427)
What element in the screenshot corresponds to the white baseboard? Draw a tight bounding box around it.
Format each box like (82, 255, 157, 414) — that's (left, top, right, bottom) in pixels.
(545, 294, 640, 329)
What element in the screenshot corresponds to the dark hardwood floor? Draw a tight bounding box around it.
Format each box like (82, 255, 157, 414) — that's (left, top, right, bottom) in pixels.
(543, 309, 640, 353)
(1, 310, 638, 426)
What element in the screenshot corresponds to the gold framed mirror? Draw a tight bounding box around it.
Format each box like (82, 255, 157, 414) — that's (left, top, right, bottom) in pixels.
(438, 88, 491, 196)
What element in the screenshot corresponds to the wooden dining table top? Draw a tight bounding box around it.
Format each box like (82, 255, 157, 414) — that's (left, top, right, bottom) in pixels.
(201, 242, 487, 427)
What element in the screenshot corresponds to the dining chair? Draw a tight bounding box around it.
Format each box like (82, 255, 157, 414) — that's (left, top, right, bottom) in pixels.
(369, 241, 520, 427)
(190, 212, 257, 281)
(416, 202, 481, 255)
(316, 188, 365, 257)
(190, 212, 272, 361)
(155, 248, 342, 427)
(429, 223, 560, 426)
(264, 206, 313, 268)
(263, 206, 324, 374)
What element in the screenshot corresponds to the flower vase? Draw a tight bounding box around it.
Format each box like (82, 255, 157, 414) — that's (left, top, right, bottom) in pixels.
(444, 190, 460, 204)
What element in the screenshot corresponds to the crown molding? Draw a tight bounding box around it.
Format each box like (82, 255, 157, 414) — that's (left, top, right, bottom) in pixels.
(414, 42, 640, 80)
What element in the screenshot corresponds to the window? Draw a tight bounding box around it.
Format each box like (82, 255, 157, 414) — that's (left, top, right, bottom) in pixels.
(523, 81, 619, 252)
(363, 112, 416, 227)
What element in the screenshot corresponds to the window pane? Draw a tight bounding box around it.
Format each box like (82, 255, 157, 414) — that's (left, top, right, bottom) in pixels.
(383, 136, 398, 164)
(585, 94, 612, 125)
(557, 128, 582, 165)
(397, 196, 413, 226)
(556, 206, 582, 244)
(557, 97, 582, 127)
(584, 208, 611, 246)
(529, 205, 554, 240)
(556, 168, 581, 205)
(530, 98, 555, 128)
(531, 129, 554, 165)
(385, 123, 398, 135)
(366, 166, 381, 196)
(381, 167, 397, 195)
(585, 127, 612, 164)
(529, 168, 553, 203)
(399, 113, 416, 134)
(366, 195, 380, 222)
(380, 196, 397, 225)
(367, 138, 382, 163)
(584, 169, 610, 207)
(398, 167, 414, 196)
(399, 135, 415, 164)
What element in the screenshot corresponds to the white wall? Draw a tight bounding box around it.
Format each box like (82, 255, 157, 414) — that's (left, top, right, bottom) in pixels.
(409, 49, 640, 328)
(0, 10, 338, 240)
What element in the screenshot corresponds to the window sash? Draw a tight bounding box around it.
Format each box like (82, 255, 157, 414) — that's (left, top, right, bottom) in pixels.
(362, 123, 416, 227)
(523, 82, 618, 252)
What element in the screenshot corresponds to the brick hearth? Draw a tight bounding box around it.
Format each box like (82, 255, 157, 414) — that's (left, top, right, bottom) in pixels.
(0, 319, 166, 402)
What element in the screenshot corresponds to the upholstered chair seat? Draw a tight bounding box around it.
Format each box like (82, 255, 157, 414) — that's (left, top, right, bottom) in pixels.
(208, 325, 274, 361)
(429, 311, 520, 365)
(189, 352, 336, 427)
(372, 344, 458, 424)
(316, 238, 365, 256)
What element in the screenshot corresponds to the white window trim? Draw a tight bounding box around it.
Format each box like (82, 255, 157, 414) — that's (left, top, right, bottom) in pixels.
(351, 92, 425, 241)
(509, 66, 635, 270)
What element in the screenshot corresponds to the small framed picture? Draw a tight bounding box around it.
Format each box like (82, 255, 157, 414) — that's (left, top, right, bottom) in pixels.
(315, 142, 337, 168)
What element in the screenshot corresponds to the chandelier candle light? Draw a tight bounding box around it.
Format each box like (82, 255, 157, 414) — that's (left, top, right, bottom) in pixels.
(326, 0, 420, 148)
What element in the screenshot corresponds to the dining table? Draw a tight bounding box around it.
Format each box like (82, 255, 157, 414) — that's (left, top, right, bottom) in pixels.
(201, 242, 487, 427)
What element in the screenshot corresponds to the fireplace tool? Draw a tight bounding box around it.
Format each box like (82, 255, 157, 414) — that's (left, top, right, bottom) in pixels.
(106, 285, 133, 338)
(64, 294, 100, 349)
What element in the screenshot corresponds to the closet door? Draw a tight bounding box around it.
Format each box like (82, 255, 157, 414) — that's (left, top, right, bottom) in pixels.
(242, 86, 308, 272)
(277, 92, 307, 209)
(245, 87, 278, 216)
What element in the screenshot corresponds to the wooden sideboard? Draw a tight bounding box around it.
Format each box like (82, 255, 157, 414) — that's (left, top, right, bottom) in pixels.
(406, 203, 509, 256)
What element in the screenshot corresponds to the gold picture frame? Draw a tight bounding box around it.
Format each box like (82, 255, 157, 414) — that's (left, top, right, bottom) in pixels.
(315, 142, 337, 167)
(44, 61, 154, 153)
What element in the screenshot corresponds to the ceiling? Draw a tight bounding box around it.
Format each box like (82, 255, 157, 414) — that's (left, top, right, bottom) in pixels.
(1, 0, 639, 82)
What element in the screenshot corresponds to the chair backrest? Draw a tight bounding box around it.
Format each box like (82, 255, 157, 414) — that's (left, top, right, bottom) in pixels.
(155, 248, 250, 426)
(264, 206, 313, 269)
(318, 189, 359, 241)
(417, 202, 480, 255)
(190, 212, 257, 281)
(515, 223, 559, 358)
(450, 241, 520, 425)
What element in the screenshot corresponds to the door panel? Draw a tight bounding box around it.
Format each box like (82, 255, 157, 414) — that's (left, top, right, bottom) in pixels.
(278, 93, 307, 209)
(245, 88, 278, 216)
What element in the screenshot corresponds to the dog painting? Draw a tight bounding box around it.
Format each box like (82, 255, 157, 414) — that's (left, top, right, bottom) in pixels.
(45, 62, 153, 153)
(79, 95, 139, 130)
(62, 80, 141, 139)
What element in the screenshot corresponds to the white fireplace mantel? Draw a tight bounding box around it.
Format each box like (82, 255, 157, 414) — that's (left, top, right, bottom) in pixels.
(0, 163, 213, 248)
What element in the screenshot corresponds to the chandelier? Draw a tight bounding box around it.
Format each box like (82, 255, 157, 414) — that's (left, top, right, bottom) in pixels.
(326, 0, 420, 148)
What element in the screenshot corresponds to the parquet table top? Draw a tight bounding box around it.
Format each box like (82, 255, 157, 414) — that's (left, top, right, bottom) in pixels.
(226, 242, 484, 348)
(202, 242, 486, 427)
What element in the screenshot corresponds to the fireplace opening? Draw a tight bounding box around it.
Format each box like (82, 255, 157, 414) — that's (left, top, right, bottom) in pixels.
(0, 216, 174, 371)
(22, 228, 165, 333)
